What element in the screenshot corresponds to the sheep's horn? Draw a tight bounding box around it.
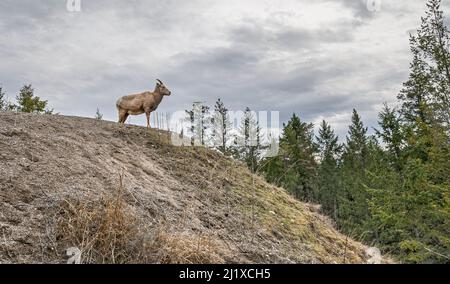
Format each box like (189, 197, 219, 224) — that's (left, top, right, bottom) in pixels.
(156, 79, 163, 84)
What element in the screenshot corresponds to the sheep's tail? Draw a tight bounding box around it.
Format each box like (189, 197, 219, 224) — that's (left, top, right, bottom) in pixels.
(116, 98, 122, 110)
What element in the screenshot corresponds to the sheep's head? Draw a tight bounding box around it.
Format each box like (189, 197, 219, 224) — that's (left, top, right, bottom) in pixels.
(156, 79, 171, 96)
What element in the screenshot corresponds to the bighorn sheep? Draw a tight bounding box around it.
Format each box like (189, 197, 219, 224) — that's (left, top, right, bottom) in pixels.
(116, 79, 171, 128)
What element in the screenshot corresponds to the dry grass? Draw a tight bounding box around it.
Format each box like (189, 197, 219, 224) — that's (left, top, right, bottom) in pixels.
(57, 174, 144, 263)
(56, 174, 229, 264)
(145, 229, 228, 264)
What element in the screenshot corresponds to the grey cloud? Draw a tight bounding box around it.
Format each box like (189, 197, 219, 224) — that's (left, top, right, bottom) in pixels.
(322, 0, 378, 19)
(0, 0, 440, 140)
(274, 27, 353, 49)
(161, 42, 383, 128)
(229, 15, 358, 53)
(0, 0, 62, 22)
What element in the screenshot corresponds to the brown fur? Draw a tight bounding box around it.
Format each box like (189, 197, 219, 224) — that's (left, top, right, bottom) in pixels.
(116, 80, 171, 128)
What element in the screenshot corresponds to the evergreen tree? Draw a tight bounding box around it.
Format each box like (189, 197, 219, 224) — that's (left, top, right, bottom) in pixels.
(185, 107, 195, 146)
(395, 0, 450, 185)
(374, 104, 405, 170)
(235, 107, 262, 172)
(344, 109, 369, 170)
(197, 103, 210, 146)
(366, 0, 450, 263)
(95, 108, 103, 120)
(0, 87, 6, 111)
(14, 84, 52, 114)
(398, 0, 450, 126)
(316, 120, 342, 219)
(186, 102, 210, 147)
(339, 109, 371, 232)
(212, 99, 232, 154)
(367, 154, 449, 263)
(262, 114, 317, 201)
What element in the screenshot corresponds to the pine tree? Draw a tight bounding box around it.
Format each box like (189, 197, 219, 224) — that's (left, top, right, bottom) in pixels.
(235, 107, 262, 172)
(396, 0, 450, 184)
(397, 50, 434, 126)
(212, 99, 231, 154)
(367, 156, 449, 263)
(420, 0, 450, 125)
(398, 0, 450, 126)
(339, 109, 371, 232)
(95, 108, 103, 120)
(374, 104, 405, 170)
(0, 87, 6, 111)
(197, 103, 210, 146)
(317, 120, 341, 162)
(262, 114, 317, 201)
(316, 120, 342, 219)
(185, 107, 195, 146)
(185, 102, 211, 147)
(344, 109, 369, 170)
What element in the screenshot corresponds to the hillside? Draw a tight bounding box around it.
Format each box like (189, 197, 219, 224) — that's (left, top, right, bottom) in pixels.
(0, 112, 387, 264)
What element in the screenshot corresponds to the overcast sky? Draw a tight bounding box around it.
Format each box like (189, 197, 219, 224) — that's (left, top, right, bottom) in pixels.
(1, 0, 449, 139)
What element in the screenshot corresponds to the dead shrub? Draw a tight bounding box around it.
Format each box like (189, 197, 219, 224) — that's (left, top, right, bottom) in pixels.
(57, 174, 147, 263)
(145, 229, 228, 264)
(56, 174, 230, 264)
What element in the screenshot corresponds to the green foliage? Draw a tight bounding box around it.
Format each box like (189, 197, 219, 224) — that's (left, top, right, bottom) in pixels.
(343, 109, 369, 171)
(363, 0, 450, 263)
(398, 0, 450, 126)
(315, 120, 342, 219)
(337, 109, 372, 233)
(261, 113, 317, 201)
(233, 107, 262, 172)
(13, 84, 52, 114)
(366, 157, 449, 263)
(375, 104, 405, 170)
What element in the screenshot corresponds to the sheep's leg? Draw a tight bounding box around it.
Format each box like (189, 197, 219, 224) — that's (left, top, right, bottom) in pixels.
(118, 112, 124, 123)
(118, 109, 127, 123)
(122, 113, 129, 124)
(146, 112, 151, 128)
